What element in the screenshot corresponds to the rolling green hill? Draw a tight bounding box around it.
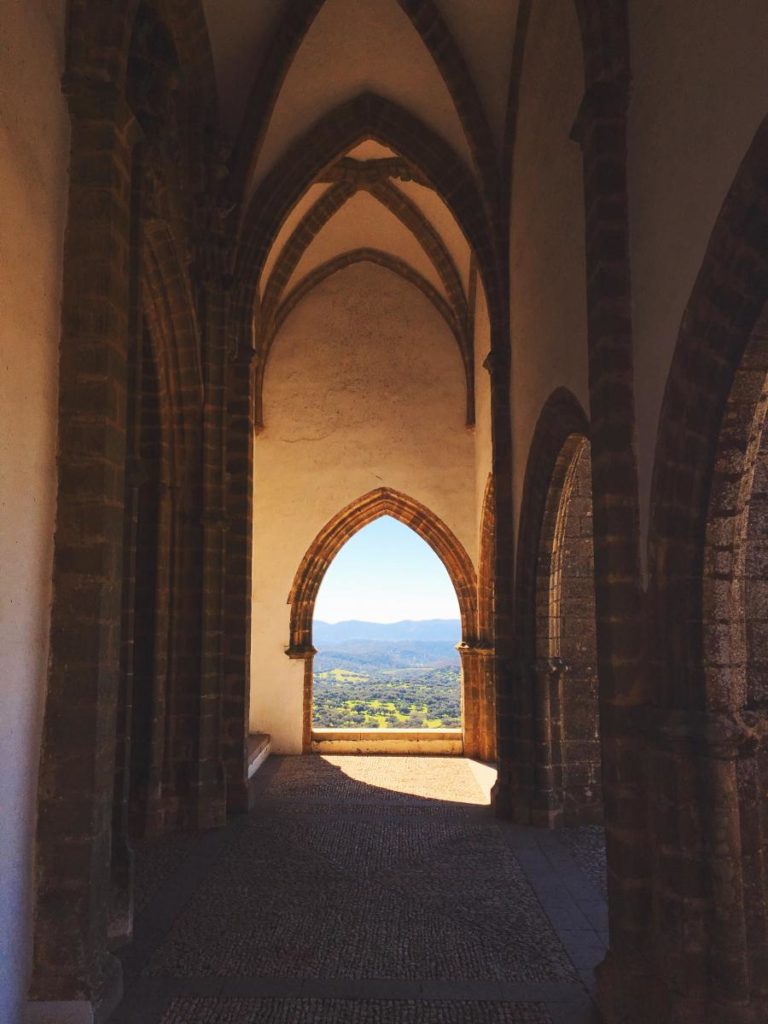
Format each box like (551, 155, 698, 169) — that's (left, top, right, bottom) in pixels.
(312, 621, 461, 729)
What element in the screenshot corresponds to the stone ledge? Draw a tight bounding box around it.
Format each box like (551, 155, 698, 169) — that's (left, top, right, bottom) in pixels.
(310, 728, 463, 755)
(247, 733, 271, 778)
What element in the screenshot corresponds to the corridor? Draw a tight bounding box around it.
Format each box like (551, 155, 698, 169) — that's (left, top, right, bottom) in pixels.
(111, 758, 606, 1024)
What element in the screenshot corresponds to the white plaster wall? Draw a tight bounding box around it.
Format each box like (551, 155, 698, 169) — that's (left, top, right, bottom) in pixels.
(251, 262, 475, 751)
(508, 0, 588, 533)
(0, 1, 68, 1019)
(628, 0, 768, 555)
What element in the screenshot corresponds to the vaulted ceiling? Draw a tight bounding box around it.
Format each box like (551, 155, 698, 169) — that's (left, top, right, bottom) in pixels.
(200, 0, 525, 425)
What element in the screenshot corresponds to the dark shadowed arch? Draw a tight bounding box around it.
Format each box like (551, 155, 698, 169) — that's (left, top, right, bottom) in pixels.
(649, 116, 768, 709)
(514, 390, 591, 661)
(496, 389, 594, 825)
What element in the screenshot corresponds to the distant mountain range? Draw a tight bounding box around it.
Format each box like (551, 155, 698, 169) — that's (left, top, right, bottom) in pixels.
(313, 618, 461, 644)
(313, 620, 461, 677)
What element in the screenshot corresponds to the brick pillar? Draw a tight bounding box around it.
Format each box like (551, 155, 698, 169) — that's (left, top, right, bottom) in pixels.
(184, 262, 230, 831)
(571, 78, 652, 1017)
(530, 658, 567, 828)
(460, 644, 495, 761)
(30, 82, 135, 1017)
(222, 337, 255, 813)
(489, 329, 518, 815)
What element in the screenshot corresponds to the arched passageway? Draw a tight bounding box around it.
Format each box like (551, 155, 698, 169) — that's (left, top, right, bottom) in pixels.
(498, 391, 601, 828)
(310, 515, 462, 734)
(287, 488, 488, 754)
(642, 117, 768, 1023)
(16, 0, 768, 1021)
(533, 436, 601, 826)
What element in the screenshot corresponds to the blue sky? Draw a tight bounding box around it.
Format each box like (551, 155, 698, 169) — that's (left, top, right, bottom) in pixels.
(314, 515, 461, 623)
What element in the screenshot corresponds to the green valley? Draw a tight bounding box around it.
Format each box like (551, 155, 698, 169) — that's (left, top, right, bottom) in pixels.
(311, 620, 462, 729)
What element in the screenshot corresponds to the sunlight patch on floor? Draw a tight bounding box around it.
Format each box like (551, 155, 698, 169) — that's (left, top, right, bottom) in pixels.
(321, 755, 497, 805)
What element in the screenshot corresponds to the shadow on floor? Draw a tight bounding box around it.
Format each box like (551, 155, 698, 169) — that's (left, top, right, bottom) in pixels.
(111, 756, 606, 1024)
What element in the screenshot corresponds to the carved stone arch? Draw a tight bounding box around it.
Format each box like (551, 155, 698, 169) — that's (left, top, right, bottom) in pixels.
(496, 390, 597, 825)
(231, 92, 500, 351)
(260, 182, 357, 323)
(514, 390, 590, 661)
(261, 179, 469, 337)
(369, 179, 469, 326)
(649, 115, 768, 709)
(702, 304, 768, 713)
(226, 0, 497, 207)
(273, 249, 463, 352)
(641, 118, 768, 1022)
(286, 488, 478, 753)
(288, 488, 477, 653)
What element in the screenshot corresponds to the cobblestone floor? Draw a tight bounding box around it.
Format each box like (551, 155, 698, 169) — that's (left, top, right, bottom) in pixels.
(112, 757, 607, 1024)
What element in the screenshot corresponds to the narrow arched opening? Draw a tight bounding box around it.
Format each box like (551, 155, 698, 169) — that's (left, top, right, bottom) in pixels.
(533, 435, 601, 826)
(310, 515, 462, 745)
(286, 488, 479, 753)
(699, 302, 768, 1004)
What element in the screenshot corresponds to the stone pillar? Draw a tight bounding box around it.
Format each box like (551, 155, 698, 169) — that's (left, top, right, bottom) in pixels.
(187, 255, 230, 831)
(30, 81, 136, 1021)
(460, 643, 495, 761)
(487, 334, 518, 816)
(530, 658, 567, 828)
(571, 76, 652, 1019)
(286, 644, 316, 753)
(222, 339, 256, 814)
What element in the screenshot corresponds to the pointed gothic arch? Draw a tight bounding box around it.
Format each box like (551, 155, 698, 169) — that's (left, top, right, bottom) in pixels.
(285, 488, 479, 752)
(232, 93, 499, 336)
(226, 0, 497, 204)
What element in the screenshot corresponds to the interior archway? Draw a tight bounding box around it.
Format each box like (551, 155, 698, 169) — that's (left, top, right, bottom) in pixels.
(310, 515, 463, 739)
(533, 435, 601, 826)
(287, 488, 479, 752)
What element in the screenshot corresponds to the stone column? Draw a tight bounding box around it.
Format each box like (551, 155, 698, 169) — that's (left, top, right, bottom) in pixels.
(530, 658, 567, 828)
(30, 81, 136, 1021)
(570, 75, 651, 1019)
(459, 643, 495, 760)
(222, 339, 256, 814)
(192, 271, 229, 830)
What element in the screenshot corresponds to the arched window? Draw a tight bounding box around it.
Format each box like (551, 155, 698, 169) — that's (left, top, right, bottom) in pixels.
(287, 488, 479, 752)
(311, 516, 461, 733)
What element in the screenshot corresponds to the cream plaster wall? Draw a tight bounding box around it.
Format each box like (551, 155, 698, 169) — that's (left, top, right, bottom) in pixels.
(0, 1, 68, 1019)
(251, 263, 475, 752)
(628, 0, 768, 555)
(508, 0, 588, 531)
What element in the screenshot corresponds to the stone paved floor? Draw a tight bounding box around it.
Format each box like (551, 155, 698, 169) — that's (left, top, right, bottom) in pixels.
(112, 757, 607, 1024)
